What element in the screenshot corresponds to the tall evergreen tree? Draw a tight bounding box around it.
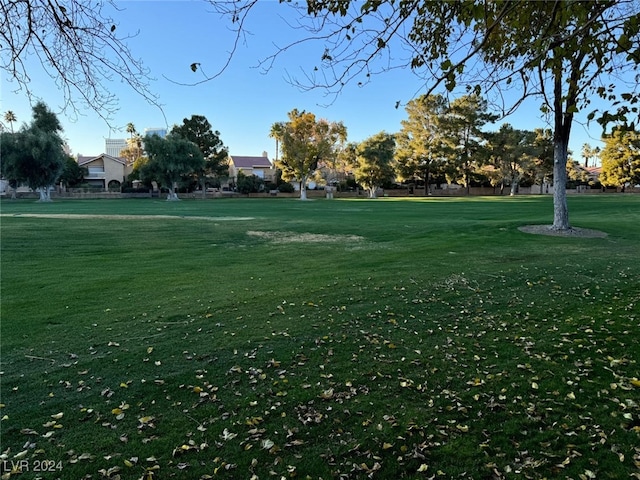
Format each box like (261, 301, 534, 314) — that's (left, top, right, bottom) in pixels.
(395, 94, 448, 195)
(441, 94, 496, 193)
(171, 115, 229, 198)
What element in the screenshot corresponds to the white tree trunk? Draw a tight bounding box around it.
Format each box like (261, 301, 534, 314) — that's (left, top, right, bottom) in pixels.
(167, 182, 180, 201)
(368, 187, 377, 198)
(37, 186, 52, 202)
(299, 180, 308, 200)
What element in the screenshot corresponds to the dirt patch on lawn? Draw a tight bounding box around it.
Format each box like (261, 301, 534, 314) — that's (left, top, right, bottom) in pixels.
(247, 230, 365, 244)
(518, 225, 608, 238)
(1, 214, 254, 221)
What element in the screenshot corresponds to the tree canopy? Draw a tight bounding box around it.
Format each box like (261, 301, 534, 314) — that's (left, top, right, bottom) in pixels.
(599, 129, 640, 190)
(485, 124, 537, 195)
(354, 131, 396, 198)
(212, 0, 640, 229)
(441, 94, 497, 192)
(0, 101, 66, 201)
(171, 115, 229, 197)
(395, 94, 448, 195)
(270, 109, 347, 200)
(139, 133, 204, 200)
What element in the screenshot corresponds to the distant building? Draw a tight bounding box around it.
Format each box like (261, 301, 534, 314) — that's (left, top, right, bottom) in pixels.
(144, 127, 167, 138)
(105, 138, 128, 158)
(77, 154, 131, 190)
(584, 166, 602, 184)
(228, 152, 275, 182)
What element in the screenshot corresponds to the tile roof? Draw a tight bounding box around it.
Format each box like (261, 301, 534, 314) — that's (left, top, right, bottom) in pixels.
(77, 154, 126, 166)
(230, 155, 272, 168)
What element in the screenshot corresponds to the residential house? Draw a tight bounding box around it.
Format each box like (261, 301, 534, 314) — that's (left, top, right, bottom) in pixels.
(77, 154, 131, 190)
(585, 166, 602, 185)
(228, 152, 275, 183)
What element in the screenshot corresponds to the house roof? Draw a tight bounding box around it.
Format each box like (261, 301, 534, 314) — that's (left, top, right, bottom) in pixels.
(77, 154, 126, 166)
(230, 155, 272, 168)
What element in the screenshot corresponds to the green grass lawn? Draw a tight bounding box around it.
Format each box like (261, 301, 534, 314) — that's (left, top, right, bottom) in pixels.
(1, 195, 639, 479)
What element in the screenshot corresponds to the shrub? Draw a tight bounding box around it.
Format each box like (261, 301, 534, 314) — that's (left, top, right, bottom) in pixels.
(277, 182, 295, 193)
(236, 172, 264, 194)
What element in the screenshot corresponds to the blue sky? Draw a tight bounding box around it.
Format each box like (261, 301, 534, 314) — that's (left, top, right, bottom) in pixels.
(1, 1, 610, 162)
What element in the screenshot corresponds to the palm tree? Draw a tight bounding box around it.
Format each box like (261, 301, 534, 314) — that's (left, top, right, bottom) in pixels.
(126, 122, 136, 139)
(581, 143, 600, 168)
(4, 111, 17, 133)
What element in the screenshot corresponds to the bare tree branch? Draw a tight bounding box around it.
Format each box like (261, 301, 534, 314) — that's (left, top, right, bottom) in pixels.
(0, 0, 163, 126)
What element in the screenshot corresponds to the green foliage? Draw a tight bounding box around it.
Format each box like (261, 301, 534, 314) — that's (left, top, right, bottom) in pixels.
(0, 196, 639, 479)
(270, 109, 347, 199)
(395, 94, 448, 192)
(235, 171, 264, 194)
(484, 123, 538, 194)
(0, 102, 66, 201)
(170, 115, 229, 192)
(277, 181, 295, 193)
(354, 131, 396, 198)
(599, 129, 640, 189)
(59, 156, 88, 188)
(139, 133, 204, 200)
(441, 94, 496, 190)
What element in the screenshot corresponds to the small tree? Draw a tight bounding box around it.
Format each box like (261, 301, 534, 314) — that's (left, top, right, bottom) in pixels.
(140, 134, 204, 201)
(599, 129, 640, 191)
(354, 132, 396, 199)
(0, 102, 65, 201)
(59, 157, 88, 189)
(486, 124, 537, 196)
(270, 109, 347, 200)
(235, 171, 264, 194)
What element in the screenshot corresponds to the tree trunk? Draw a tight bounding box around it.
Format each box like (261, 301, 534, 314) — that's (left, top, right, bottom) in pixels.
(510, 181, 518, 196)
(551, 138, 570, 230)
(369, 187, 377, 198)
(167, 182, 180, 201)
(550, 49, 579, 231)
(424, 163, 431, 196)
(201, 177, 206, 199)
(37, 186, 52, 202)
(299, 180, 308, 200)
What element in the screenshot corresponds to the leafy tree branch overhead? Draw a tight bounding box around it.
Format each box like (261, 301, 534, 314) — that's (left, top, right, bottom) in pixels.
(209, 0, 640, 229)
(3, 1, 639, 224)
